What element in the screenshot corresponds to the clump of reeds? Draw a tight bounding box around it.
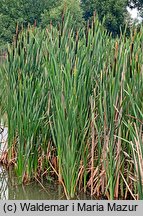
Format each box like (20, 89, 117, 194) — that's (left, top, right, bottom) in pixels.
(0, 12, 143, 199)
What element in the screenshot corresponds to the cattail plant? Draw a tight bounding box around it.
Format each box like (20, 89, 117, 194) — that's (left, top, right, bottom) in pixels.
(0, 12, 143, 199)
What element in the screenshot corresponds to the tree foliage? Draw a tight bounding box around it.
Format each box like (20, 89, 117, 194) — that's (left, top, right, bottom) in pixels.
(0, 0, 143, 47)
(130, 0, 143, 9)
(41, 0, 83, 28)
(0, 0, 58, 46)
(81, 0, 128, 36)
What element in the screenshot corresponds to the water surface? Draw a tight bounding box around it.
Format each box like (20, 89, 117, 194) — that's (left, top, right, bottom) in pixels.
(0, 166, 92, 200)
(0, 126, 92, 200)
(0, 166, 67, 200)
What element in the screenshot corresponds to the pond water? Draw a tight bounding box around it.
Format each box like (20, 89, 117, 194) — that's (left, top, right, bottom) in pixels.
(0, 166, 92, 200)
(0, 126, 67, 200)
(0, 126, 92, 200)
(0, 166, 68, 200)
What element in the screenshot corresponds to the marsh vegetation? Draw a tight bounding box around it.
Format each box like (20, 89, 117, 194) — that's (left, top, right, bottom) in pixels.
(0, 13, 143, 200)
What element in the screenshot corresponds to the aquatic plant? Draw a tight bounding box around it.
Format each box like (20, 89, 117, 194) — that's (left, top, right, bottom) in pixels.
(0, 13, 143, 199)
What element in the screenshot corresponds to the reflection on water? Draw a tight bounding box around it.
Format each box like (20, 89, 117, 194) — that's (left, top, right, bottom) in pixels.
(0, 124, 8, 200)
(0, 125, 8, 156)
(0, 167, 67, 200)
(0, 166, 8, 200)
(10, 170, 67, 200)
(0, 126, 66, 200)
(0, 167, 92, 200)
(0, 126, 92, 200)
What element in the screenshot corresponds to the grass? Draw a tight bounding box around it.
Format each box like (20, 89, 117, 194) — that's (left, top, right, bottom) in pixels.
(0, 13, 143, 199)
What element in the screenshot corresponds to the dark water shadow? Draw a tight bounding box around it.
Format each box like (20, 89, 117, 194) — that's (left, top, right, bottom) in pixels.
(0, 166, 93, 200)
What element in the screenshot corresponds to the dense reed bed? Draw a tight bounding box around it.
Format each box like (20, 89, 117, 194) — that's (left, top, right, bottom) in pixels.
(0, 14, 143, 199)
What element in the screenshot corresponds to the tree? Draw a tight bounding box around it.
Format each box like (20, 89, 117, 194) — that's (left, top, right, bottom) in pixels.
(41, 0, 84, 28)
(0, 0, 23, 46)
(131, 0, 143, 18)
(81, 0, 97, 21)
(96, 0, 128, 35)
(0, 0, 59, 46)
(129, 0, 143, 9)
(81, 0, 128, 36)
(20, 0, 59, 25)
